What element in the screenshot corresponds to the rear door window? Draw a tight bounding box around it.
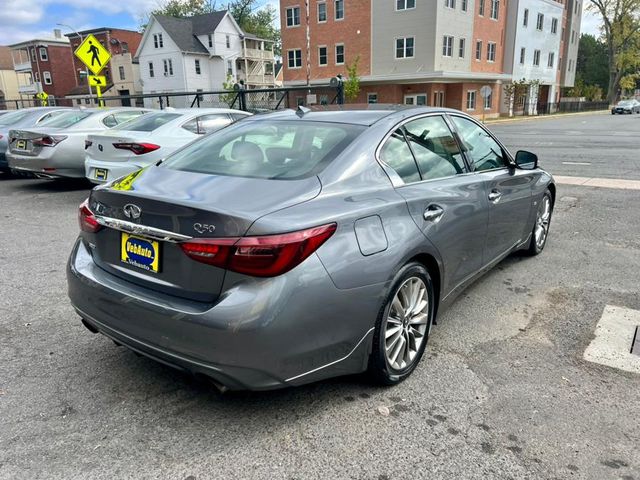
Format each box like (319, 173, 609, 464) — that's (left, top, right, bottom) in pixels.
(182, 114, 232, 135)
(379, 129, 421, 184)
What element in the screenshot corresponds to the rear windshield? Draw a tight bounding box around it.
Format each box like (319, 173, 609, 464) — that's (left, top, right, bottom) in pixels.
(113, 113, 181, 132)
(39, 111, 92, 128)
(160, 120, 365, 180)
(0, 110, 32, 126)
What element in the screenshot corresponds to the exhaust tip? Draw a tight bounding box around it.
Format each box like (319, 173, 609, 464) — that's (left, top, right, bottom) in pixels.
(80, 318, 99, 334)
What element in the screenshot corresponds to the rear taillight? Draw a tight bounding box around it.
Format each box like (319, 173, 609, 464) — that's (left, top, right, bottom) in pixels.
(112, 142, 160, 155)
(33, 135, 67, 147)
(78, 199, 101, 233)
(180, 223, 337, 277)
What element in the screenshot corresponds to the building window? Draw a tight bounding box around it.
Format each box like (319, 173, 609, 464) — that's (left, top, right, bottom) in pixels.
(119, 65, 125, 80)
(163, 59, 173, 76)
(227, 60, 233, 76)
(43, 71, 52, 85)
(533, 49, 541, 66)
(475, 40, 482, 60)
(479, 0, 485, 15)
(34, 71, 40, 82)
(519, 47, 526, 65)
(195, 59, 201, 74)
(462, 0, 468, 11)
(208, 34, 213, 47)
(445, 0, 455, 8)
(396, 0, 416, 9)
(536, 13, 544, 31)
(153, 33, 163, 48)
(318, 2, 327, 21)
(367, 93, 378, 104)
(29, 47, 36, 62)
(335, 0, 344, 19)
(226, 35, 231, 48)
(487, 42, 496, 62)
(39, 47, 48, 61)
(548, 52, 555, 67)
(484, 91, 492, 109)
(288, 49, 302, 68)
(551, 17, 558, 34)
(148, 62, 154, 78)
(286, 6, 301, 27)
(319, 46, 328, 65)
(490, 0, 499, 19)
(571, 30, 576, 43)
(569, 59, 573, 71)
(442, 36, 453, 57)
(458, 38, 465, 58)
(434, 91, 445, 107)
(396, 37, 415, 58)
(523, 9, 529, 26)
(335, 44, 345, 64)
(466, 90, 476, 110)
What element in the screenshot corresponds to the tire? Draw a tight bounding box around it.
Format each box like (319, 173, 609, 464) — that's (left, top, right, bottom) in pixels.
(525, 189, 553, 256)
(368, 262, 435, 386)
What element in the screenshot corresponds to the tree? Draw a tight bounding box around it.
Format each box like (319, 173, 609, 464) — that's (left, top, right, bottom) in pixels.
(575, 34, 610, 92)
(228, 0, 281, 56)
(150, 0, 217, 18)
(343, 56, 361, 102)
(588, 0, 640, 102)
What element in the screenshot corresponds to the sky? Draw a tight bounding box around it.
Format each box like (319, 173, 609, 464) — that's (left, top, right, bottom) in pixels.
(0, 0, 279, 45)
(0, 0, 600, 46)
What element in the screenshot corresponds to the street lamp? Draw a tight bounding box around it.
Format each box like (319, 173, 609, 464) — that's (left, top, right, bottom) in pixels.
(56, 23, 92, 99)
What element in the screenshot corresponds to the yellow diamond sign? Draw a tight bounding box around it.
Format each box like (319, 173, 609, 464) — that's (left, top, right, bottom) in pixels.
(74, 34, 111, 75)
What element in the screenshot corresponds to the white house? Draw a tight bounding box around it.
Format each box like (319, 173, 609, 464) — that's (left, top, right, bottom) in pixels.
(136, 11, 276, 108)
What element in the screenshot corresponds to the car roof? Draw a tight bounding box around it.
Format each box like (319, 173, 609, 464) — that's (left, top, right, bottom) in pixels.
(250, 104, 462, 126)
(162, 107, 247, 114)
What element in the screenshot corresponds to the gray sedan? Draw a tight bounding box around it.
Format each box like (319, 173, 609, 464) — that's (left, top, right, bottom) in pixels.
(67, 106, 555, 391)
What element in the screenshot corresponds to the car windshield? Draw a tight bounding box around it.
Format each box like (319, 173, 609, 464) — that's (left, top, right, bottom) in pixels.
(38, 110, 93, 128)
(618, 101, 633, 106)
(160, 120, 366, 180)
(0, 110, 32, 126)
(112, 113, 182, 132)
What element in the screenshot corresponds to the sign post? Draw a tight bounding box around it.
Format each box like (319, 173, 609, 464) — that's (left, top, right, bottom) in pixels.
(479, 85, 493, 123)
(74, 34, 111, 107)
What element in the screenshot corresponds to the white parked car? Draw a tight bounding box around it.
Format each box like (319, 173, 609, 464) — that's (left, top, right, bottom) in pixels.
(84, 108, 251, 184)
(7, 107, 149, 179)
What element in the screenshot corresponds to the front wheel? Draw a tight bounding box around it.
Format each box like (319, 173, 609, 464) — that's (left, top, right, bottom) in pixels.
(368, 263, 435, 386)
(526, 189, 553, 255)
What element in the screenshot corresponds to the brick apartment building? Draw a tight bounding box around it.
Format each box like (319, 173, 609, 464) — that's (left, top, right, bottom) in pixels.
(280, 0, 581, 118)
(9, 31, 75, 101)
(65, 28, 143, 105)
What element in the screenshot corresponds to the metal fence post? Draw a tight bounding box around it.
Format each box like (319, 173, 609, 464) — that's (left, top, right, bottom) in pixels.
(159, 96, 164, 110)
(337, 81, 344, 105)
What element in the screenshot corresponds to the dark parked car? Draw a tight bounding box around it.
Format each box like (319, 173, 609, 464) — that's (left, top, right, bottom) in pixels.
(67, 105, 555, 391)
(611, 99, 640, 114)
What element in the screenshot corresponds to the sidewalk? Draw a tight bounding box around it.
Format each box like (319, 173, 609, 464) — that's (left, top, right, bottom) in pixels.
(485, 109, 609, 124)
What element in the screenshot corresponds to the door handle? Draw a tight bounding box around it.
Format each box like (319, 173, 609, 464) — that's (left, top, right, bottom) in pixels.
(488, 190, 502, 203)
(423, 205, 444, 222)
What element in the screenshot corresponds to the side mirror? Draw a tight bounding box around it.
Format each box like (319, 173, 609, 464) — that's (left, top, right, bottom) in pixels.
(515, 150, 538, 170)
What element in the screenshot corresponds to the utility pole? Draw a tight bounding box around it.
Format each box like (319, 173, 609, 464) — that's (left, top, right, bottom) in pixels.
(305, 0, 310, 88)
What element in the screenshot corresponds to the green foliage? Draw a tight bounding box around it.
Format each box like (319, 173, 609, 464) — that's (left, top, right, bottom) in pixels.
(343, 56, 361, 102)
(575, 34, 610, 92)
(620, 73, 639, 90)
(220, 74, 237, 107)
(503, 78, 533, 105)
(565, 78, 604, 100)
(151, 0, 217, 18)
(228, 0, 281, 56)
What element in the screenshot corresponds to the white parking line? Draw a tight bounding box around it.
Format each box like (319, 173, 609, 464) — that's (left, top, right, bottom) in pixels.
(554, 175, 640, 190)
(562, 161, 591, 166)
(584, 305, 640, 374)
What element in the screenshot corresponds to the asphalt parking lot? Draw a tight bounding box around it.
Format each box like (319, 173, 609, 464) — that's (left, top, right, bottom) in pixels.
(1, 112, 639, 480)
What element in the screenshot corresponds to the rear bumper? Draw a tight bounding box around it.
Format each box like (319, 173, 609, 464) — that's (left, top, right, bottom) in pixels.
(85, 158, 141, 184)
(67, 238, 380, 390)
(7, 151, 85, 178)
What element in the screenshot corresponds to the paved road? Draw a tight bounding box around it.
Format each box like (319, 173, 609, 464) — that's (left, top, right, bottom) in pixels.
(1, 113, 639, 479)
(489, 111, 640, 180)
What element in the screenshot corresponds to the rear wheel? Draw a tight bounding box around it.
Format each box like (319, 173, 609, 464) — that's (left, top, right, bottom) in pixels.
(368, 263, 434, 386)
(526, 189, 553, 255)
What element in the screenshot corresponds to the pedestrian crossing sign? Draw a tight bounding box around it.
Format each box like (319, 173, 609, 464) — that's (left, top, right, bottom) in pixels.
(74, 34, 111, 75)
(88, 75, 107, 87)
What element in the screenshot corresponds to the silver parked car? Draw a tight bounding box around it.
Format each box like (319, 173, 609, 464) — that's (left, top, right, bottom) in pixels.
(0, 107, 69, 173)
(611, 99, 640, 114)
(85, 108, 250, 184)
(7, 108, 149, 178)
(67, 106, 555, 391)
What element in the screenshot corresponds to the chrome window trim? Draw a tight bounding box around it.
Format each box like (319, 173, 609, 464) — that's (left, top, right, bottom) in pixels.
(95, 216, 193, 243)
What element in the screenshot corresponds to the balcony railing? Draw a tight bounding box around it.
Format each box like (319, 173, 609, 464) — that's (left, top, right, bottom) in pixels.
(14, 61, 32, 72)
(242, 48, 274, 60)
(237, 72, 275, 85)
(18, 83, 40, 94)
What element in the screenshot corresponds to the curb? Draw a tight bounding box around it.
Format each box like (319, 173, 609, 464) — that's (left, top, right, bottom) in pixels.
(484, 109, 609, 125)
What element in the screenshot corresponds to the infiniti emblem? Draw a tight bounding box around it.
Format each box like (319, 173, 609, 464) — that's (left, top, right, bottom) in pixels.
(123, 204, 142, 219)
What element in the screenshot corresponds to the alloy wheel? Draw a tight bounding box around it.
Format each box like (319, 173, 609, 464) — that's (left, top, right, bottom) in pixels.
(384, 277, 430, 371)
(534, 195, 552, 250)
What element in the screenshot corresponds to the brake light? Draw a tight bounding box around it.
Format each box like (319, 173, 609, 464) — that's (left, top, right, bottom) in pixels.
(112, 142, 160, 155)
(78, 199, 101, 233)
(180, 223, 337, 277)
(33, 135, 67, 147)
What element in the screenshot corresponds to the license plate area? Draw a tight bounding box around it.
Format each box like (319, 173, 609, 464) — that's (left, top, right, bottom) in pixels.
(15, 139, 27, 150)
(94, 168, 108, 181)
(120, 233, 160, 273)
